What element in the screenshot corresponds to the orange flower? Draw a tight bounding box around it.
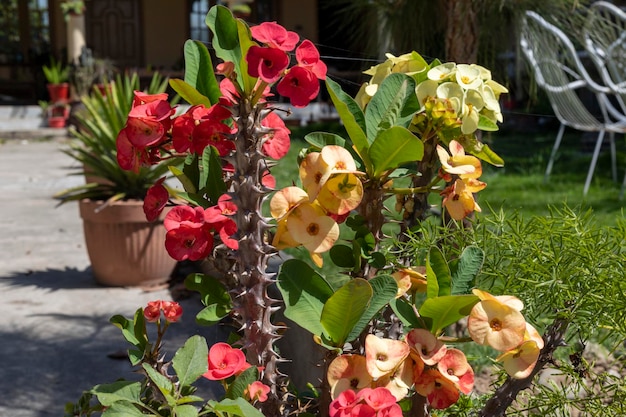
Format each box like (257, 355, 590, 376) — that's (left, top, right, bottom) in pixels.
(373, 357, 415, 401)
(496, 322, 544, 379)
(287, 202, 339, 254)
(441, 179, 481, 220)
(327, 354, 372, 399)
(437, 348, 474, 394)
(405, 328, 447, 366)
(437, 140, 482, 179)
(365, 335, 410, 379)
(299, 145, 360, 200)
(414, 369, 460, 409)
(316, 172, 364, 215)
(392, 267, 427, 297)
(467, 289, 526, 352)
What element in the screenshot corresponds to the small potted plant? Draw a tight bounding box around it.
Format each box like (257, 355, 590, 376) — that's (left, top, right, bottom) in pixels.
(55, 71, 178, 287)
(42, 57, 70, 102)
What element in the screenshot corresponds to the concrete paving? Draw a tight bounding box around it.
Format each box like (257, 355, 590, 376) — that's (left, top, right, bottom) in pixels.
(0, 137, 224, 417)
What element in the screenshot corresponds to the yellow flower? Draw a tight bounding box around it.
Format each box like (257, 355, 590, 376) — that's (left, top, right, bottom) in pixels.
(365, 334, 410, 379)
(327, 354, 372, 399)
(468, 289, 527, 352)
(436, 140, 482, 179)
(316, 172, 363, 215)
(270, 186, 309, 219)
(496, 322, 544, 379)
(287, 201, 339, 254)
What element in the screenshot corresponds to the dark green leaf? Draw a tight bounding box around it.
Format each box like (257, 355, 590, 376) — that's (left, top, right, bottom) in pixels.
(368, 252, 387, 269)
(173, 335, 209, 387)
(365, 73, 418, 140)
(427, 247, 451, 298)
(101, 401, 144, 417)
(169, 78, 211, 107)
(200, 146, 227, 204)
(196, 304, 230, 325)
(304, 132, 346, 149)
(142, 363, 175, 404)
(208, 398, 265, 417)
(389, 298, 430, 329)
(182, 40, 221, 105)
(330, 244, 356, 268)
(226, 366, 259, 400)
(172, 404, 199, 417)
(276, 259, 334, 336)
(452, 246, 485, 295)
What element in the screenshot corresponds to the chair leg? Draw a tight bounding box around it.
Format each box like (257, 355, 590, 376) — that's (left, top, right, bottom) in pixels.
(545, 123, 566, 183)
(609, 131, 617, 182)
(584, 129, 606, 196)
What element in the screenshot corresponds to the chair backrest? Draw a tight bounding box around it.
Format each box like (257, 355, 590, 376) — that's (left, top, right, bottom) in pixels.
(520, 10, 606, 130)
(584, 2, 626, 97)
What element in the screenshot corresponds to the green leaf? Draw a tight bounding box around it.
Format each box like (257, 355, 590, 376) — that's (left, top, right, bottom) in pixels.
(369, 126, 424, 177)
(200, 146, 227, 204)
(225, 365, 259, 400)
(365, 73, 419, 140)
(110, 311, 146, 350)
(419, 295, 479, 334)
(101, 401, 144, 417)
(321, 278, 372, 346)
(169, 78, 212, 107)
(390, 298, 428, 329)
(346, 275, 397, 342)
(276, 259, 335, 336)
(142, 363, 176, 405)
(185, 273, 232, 309)
(305, 132, 346, 149)
(427, 247, 451, 298)
(368, 252, 387, 269)
(91, 381, 141, 407)
(172, 404, 199, 417)
(452, 246, 485, 295)
(329, 244, 356, 268)
(196, 304, 230, 325)
(477, 113, 499, 131)
(182, 40, 221, 105)
(208, 398, 265, 417)
(172, 335, 209, 387)
(471, 143, 504, 167)
(169, 165, 197, 194)
(325, 78, 370, 166)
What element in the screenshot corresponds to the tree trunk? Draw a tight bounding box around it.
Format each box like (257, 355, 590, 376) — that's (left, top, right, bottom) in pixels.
(443, 0, 479, 63)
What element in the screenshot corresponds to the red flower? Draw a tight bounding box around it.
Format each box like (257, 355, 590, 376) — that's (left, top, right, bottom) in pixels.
(126, 100, 174, 147)
(329, 389, 359, 417)
(203, 342, 249, 380)
(116, 128, 151, 173)
(205, 195, 239, 250)
(162, 301, 183, 322)
(165, 224, 213, 261)
(246, 46, 290, 83)
(132, 91, 169, 107)
(296, 40, 327, 80)
(143, 178, 168, 221)
(164, 206, 206, 231)
(357, 387, 396, 411)
(261, 112, 290, 159)
(262, 170, 276, 188)
(250, 21, 299, 51)
(143, 301, 162, 322)
(277, 66, 320, 108)
(192, 119, 234, 156)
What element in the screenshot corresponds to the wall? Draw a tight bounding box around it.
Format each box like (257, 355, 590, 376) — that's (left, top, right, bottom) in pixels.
(279, 0, 318, 43)
(141, 0, 188, 69)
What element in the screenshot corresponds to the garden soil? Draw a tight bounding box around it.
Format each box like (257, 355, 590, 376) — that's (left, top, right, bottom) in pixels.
(0, 138, 224, 417)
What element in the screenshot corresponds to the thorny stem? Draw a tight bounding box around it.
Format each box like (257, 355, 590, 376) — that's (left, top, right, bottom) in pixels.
(478, 317, 570, 417)
(227, 97, 287, 415)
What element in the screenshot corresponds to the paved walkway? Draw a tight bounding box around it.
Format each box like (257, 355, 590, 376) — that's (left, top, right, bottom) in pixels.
(0, 137, 222, 416)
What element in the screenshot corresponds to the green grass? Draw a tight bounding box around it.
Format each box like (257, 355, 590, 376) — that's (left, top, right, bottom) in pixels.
(274, 120, 626, 227)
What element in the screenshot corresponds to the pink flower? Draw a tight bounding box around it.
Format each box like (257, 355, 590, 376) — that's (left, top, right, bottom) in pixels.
(126, 100, 174, 147)
(143, 301, 162, 322)
(246, 45, 290, 83)
(162, 301, 183, 322)
(414, 369, 460, 409)
(165, 224, 213, 261)
(203, 342, 249, 380)
(164, 206, 206, 231)
(192, 119, 234, 156)
(116, 127, 152, 173)
(296, 40, 327, 80)
(437, 348, 474, 394)
(277, 65, 320, 108)
(357, 387, 397, 411)
(143, 178, 168, 221)
(245, 381, 270, 403)
(261, 112, 291, 159)
(132, 91, 169, 107)
(250, 21, 299, 51)
(329, 389, 359, 417)
(204, 194, 239, 250)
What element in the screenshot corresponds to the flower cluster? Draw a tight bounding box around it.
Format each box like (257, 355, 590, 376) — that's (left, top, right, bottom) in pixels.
(143, 300, 183, 323)
(468, 289, 544, 379)
(328, 332, 474, 410)
(247, 22, 326, 107)
(270, 145, 363, 266)
(329, 387, 402, 417)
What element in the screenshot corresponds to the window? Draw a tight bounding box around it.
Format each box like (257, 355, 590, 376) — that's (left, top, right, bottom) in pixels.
(0, 0, 51, 64)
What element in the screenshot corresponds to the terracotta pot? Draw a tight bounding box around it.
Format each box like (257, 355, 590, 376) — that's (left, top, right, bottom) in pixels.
(47, 83, 70, 103)
(79, 199, 176, 287)
(48, 117, 67, 128)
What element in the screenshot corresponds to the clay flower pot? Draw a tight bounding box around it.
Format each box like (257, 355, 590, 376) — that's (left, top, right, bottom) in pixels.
(47, 83, 70, 102)
(79, 199, 176, 287)
(48, 117, 67, 128)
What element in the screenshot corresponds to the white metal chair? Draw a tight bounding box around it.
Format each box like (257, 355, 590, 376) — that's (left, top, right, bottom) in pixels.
(583, 1, 626, 198)
(520, 10, 624, 196)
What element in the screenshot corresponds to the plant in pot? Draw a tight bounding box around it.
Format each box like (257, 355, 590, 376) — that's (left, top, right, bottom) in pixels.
(43, 57, 70, 103)
(55, 71, 180, 287)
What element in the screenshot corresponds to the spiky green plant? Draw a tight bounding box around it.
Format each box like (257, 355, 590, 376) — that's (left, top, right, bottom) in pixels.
(42, 57, 69, 84)
(55, 71, 174, 203)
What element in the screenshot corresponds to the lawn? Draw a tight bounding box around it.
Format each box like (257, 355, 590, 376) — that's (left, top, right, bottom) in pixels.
(275, 116, 626, 227)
